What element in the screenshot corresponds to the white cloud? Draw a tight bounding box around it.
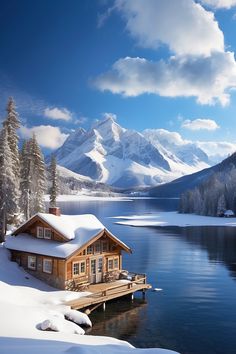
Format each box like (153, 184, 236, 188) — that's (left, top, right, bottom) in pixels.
(144, 128, 236, 161)
(182, 118, 220, 130)
(197, 141, 236, 157)
(115, 0, 224, 56)
(95, 0, 236, 105)
(44, 107, 73, 121)
(145, 128, 189, 146)
(94, 52, 236, 105)
(200, 0, 236, 9)
(19, 125, 69, 149)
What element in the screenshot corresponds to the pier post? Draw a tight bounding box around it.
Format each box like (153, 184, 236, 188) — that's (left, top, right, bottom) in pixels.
(102, 302, 106, 311)
(142, 290, 146, 300)
(131, 293, 134, 302)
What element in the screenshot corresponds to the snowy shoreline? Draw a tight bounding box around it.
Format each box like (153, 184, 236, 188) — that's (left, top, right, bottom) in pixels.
(0, 245, 178, 354)
(44, 194, 172, 202)
(112, 211, 236, 227)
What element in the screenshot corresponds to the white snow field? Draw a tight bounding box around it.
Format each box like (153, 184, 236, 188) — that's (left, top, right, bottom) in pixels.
(112, 211, 236, 227)
(0, 245, 178, 354)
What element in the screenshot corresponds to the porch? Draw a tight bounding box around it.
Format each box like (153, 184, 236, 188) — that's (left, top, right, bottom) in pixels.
(65, 271, 152, 313)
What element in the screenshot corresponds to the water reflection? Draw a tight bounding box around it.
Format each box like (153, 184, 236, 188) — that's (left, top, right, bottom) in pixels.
(88, 298, 147, 340)
(180, 227, 236, 280)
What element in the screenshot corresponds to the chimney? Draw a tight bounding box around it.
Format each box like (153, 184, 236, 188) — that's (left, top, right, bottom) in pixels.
(49, 207, 61, 216)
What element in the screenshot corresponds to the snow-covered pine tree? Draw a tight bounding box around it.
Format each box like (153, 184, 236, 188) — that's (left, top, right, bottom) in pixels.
(49, 155, 59, 207)
(2, 97, 21, 222)
(20, 140, 32, 220)
(28, 133, 46, 215)
(0, 127, 18, 241)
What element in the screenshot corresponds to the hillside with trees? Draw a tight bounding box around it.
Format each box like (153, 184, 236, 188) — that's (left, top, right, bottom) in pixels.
(179, 152, 236, 216)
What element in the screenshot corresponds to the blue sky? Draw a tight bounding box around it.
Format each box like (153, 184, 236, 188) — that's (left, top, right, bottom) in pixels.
(1, 0, 236, 157)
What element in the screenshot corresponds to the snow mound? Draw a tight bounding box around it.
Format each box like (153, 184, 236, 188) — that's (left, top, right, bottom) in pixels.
(64, 309, 92, 327)
(40, 316, 85, 335)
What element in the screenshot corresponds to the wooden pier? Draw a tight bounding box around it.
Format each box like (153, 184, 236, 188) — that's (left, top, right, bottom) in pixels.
(65, 273, 152, 313)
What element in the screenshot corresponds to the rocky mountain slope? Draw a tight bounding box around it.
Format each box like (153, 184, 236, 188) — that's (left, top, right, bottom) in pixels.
(53, 116, 211, 188)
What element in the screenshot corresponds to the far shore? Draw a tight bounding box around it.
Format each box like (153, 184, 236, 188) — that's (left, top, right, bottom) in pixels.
(112, 211, 236, 228)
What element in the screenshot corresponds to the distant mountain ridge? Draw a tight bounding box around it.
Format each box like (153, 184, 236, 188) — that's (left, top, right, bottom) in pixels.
(53, 116, 212, 188)
(148, 151, 236, 198)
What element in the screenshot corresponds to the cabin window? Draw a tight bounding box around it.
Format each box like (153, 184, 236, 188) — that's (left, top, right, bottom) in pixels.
(43, 258, 52, 274)
(108, 258, 114, 271)
(28, 256, 36, 270)
(73, 261, 86, 276)
(37, 227, 44, 238)
(94, 242, 101, 254)
(102, 241, 108, 253)
(87, 245, 93, 255)
(114, 257, 119, 269)
(108, 257, 119, 271)
(44, 228, 52, 240)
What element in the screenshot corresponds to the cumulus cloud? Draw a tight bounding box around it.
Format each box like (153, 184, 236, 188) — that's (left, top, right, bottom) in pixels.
(182, 118, 220, 130)
(197, 141, 236, 157)
(94, 0, 236, 105)
(200, 0, 236, 9)
(115, 0, 224, 56)
(144, 128, 236, 161)
(144, 128, 189, 146)
(19, 125, 69, 149)
(94, 52, 236, 105)
(44, 107, 73, 121)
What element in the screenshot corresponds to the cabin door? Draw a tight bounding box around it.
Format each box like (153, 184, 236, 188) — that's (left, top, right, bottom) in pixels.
(90, 257, 103, 284)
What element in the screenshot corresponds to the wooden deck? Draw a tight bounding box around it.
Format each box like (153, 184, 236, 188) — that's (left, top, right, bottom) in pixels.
(66, 275, 152, 312)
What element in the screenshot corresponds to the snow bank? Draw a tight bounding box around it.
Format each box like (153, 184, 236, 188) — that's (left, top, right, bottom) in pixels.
(40, 316, 85, 334)
(0, 245, 179, 354)
(44, 194, 133, 202)
(64, 309, 92, 327)
(112, 211, 236, 227)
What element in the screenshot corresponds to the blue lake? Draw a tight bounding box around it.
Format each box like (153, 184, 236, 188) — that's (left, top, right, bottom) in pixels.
(56, 198, 236, 354)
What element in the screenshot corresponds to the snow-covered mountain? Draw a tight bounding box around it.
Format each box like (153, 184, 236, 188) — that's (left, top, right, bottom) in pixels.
(54, 117, 211, 188)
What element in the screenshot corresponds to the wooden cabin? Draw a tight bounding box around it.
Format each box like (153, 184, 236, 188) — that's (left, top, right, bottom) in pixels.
(5, 208, 132, 290)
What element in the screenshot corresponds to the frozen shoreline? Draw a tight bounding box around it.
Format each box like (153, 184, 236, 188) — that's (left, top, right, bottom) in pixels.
(44, 194, 169, 202)
(112, 211, 236, 227)
(0, 245, 178, 354)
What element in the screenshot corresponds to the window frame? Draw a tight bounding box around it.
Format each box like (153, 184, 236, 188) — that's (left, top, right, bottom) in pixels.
(28, 255, 36, 270)
(44, 228, 52, 240)
(108, 258, 114, 271)
(94, 242, 101, 254)
(87, 245, 93, 255)
(37, 226, 44, 239)
(43, 258, 53, 274)
(102, 241, 108, 253)
(108, 256, 119, 271)
(72, 261, 86, 277)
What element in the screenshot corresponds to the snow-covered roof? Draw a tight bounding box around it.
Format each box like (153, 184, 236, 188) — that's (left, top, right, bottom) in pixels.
(5, 213, 131, 257)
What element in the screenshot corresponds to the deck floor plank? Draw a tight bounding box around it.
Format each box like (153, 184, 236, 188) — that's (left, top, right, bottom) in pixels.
(66, 281, 152, 310)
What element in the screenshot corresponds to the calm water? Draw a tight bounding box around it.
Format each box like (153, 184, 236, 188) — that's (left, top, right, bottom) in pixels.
(57, 198, 236, 354)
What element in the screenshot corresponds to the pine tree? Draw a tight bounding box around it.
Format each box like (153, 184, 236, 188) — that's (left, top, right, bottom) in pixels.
(2, 97, 20, 221)
(0, 127, 17, 241)
(19, 134, 46, 218)
(28, 134, 46, 215)
(20, 140, 32, 220)
(3, 97, 20, 177)
(49, 155, 59, 207)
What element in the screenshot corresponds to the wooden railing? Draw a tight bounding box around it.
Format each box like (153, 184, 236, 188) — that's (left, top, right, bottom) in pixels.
(88, 273, 147, 299)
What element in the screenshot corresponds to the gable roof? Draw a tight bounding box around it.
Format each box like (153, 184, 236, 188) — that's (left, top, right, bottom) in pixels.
(5, 213, 131, 258)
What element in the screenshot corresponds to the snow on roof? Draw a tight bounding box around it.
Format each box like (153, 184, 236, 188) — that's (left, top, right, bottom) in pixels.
(37, 213, 104, 241)
(5, 213, 131, 257)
